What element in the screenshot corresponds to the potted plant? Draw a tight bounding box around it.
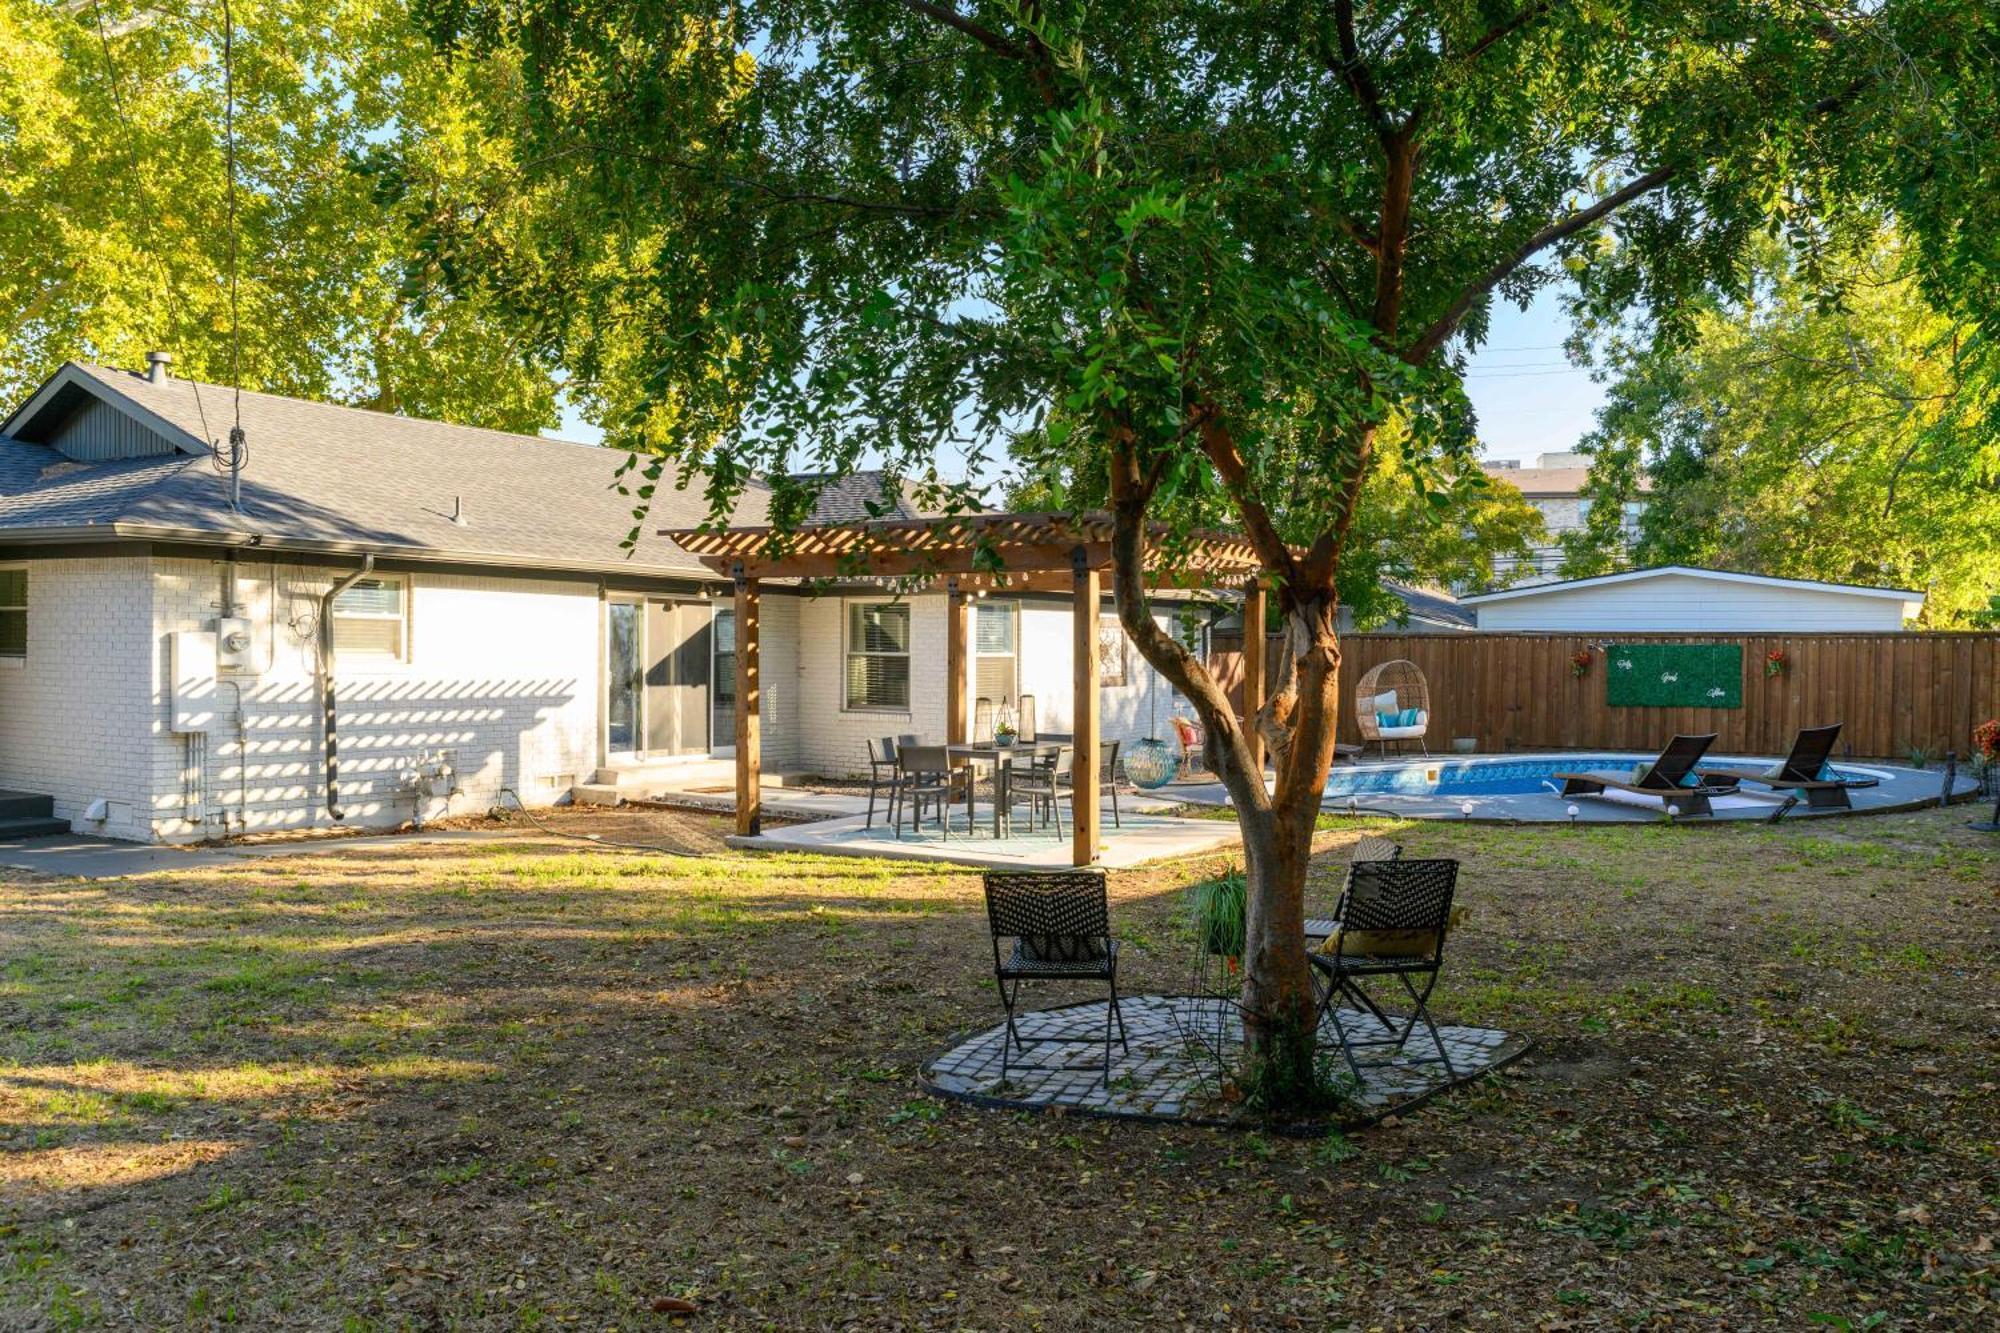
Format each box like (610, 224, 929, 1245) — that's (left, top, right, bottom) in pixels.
(1569, 649, 1592, 679)
(1973, 719, 1999, 794)
(993, 718, 1018, 747)
(1765, 648, 1788, 679)
(1187, 868, 1246, 965)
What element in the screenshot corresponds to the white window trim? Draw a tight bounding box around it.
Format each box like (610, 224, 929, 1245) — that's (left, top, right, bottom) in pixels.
(331, 573, 412, 665)
(0, 562, 25, 663)
(842, 598, 913, 715)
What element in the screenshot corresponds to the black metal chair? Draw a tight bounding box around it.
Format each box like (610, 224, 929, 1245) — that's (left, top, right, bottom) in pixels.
(983, 869, 1128, 1083)
(898, 745, 971, 841)
(1305, 834, 1403, 949)
(865, 736, 904, 828)
(1090, 739, 1123, 829)
(1308, 858, 1460, 1084)
(1008, 744, 1074, 837)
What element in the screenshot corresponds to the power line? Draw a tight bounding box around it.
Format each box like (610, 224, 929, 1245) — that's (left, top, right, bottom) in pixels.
(87, 1, 215, 446)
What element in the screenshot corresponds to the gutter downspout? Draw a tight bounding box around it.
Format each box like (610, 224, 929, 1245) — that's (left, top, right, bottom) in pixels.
(320, 555, 374, 821)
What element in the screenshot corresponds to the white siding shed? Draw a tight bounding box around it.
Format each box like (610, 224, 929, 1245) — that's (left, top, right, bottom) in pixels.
(1462, 567, 1923, 633)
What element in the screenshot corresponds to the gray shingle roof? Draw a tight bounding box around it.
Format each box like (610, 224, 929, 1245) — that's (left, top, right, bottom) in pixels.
(793, 471, 929, 524)
(0, 363, 761, 579)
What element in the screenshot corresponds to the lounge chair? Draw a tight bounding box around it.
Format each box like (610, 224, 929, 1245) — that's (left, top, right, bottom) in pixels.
(1698, 723, 1880, 810)
(1554, 733, 1736, 817)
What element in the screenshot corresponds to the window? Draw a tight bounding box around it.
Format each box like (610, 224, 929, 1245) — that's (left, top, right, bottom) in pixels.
(845, 601, 910, 710)
(332, 575, 407, 660)
(974, 601, 1017, 705)
(712, 608, 737, 704)
(0, 569, 23, 658)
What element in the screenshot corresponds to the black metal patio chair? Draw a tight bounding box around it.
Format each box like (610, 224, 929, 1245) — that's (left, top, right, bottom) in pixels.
(864, 736, 904, 828)
(1308, 857, 1460, 1084)
(1007, 744, 1074, 837)
(1304, 834, 1403, 950)
(898, 745, 971, 841)
(983, 869, 1129, 1083)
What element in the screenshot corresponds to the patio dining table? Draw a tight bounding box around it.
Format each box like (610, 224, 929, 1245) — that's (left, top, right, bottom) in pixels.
(947, 740, 1068, 838)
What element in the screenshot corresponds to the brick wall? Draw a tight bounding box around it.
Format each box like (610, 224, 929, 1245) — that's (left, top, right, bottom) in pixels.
(147, 557, 603, 840)
(0, 555, 157, 839)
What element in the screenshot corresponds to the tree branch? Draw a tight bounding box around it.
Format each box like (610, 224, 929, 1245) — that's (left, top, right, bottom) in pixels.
(1327, 0, 1393, 142)
(899, 1, 1026, 61)
(1402, 165, 1677, 363)
(1447, 2, 1552, 68)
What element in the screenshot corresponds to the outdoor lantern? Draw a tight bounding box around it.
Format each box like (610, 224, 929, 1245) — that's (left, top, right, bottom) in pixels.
(1460, 800, 1476, 819)
(1566, 803, 1581, 824)
(1347, 796, 1359, 817)
(1125, 737, 1179, 789)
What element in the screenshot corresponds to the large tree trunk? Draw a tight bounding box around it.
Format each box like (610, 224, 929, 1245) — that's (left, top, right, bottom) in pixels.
(1104, 449, 1351, 1105)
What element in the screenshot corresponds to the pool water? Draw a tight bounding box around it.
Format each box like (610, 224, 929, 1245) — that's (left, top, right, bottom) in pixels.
(1321, 755, 1867, 799)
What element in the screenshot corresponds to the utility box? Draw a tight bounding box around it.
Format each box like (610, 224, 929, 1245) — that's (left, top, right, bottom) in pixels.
(214, 616, 254, 671)
(169, 630, 218, 733)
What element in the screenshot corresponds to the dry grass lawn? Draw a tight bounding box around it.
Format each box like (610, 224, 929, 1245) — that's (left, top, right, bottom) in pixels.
(0, 803, 1994, 1330)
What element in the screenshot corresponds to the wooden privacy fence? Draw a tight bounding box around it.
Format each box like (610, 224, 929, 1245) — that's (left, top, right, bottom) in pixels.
(1209, 632, 2000, 760)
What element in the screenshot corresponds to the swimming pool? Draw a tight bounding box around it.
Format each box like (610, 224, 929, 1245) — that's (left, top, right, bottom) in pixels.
(1319, 755, 1881, 800)
(1268, 752, 1963, 822)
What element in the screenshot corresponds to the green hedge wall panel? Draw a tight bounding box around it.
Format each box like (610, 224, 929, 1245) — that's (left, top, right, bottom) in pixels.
(1605, 643, 1743, 708)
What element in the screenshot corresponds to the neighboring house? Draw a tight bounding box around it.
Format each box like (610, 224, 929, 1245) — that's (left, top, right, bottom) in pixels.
(1460, 566, 1924, 632)
(1482, 451, 1650, 585)
(0, 359, 1191, 843)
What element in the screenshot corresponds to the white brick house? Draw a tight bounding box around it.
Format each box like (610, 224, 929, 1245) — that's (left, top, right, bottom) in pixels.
(0, 360, 1198, 842)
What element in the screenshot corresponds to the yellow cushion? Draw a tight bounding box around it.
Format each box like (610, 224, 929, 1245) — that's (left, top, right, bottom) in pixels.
(1317, 905, 1467, 958)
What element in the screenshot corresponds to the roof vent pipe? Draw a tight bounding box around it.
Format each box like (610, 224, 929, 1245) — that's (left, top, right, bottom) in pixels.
(146, 351, 173, 385)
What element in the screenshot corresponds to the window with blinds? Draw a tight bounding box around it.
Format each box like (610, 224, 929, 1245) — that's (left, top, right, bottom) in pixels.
(0, 569, 24, 658)
(332, 576, 408, 660)
(974, 601, 1017, 705)
(845, 601, 910, 710)
(712, 608, 737, 705)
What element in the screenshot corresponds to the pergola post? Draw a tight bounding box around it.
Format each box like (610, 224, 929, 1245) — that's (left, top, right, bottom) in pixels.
(1071, 547, 1101, 866)
(946, 577, 969, 744)
(732, 565, 761, 837)
(1242, 577, 1267, 777)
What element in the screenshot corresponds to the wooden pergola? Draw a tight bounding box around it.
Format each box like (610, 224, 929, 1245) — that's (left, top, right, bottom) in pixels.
(665, 513, 1274, 866)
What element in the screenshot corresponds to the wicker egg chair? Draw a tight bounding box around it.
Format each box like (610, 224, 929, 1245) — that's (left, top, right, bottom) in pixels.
(1354, 659, 1431, 755)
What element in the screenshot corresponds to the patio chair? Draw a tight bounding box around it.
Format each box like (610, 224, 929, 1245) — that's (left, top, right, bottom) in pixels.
(1354, 659, 1431, 756)
(898, 745, 972, 841)
(1308, 857, 1460, 1084)
(1087, 738, 1123, 829)
(1305, 834, 1403, 949)
(1170, 716, 1205, 773)
(864, 736, 905, 828)
(1699, 723, 1880, 810)
(1553, 733, 1736, 817)
(983, 869, 1129, 1083)
(1008, 744, 1074, 838)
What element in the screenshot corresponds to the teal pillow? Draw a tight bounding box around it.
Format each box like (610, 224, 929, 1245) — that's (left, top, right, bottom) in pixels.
(1399, 707, 1422, 726)
(1376, 711, 1401, 729)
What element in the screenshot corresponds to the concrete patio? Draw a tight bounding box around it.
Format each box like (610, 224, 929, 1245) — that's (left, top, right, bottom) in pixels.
(727, 796, 1241, 869)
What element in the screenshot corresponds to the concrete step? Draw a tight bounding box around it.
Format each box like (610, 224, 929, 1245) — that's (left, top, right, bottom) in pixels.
(0, 789, 55, 821)
(571, 783, 624, 807)
(0, 816, 72, 840)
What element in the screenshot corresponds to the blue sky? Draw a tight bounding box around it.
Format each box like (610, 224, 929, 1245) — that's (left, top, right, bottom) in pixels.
(552, 284, 1607, 475)
(1459, 284, 1607, 465)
